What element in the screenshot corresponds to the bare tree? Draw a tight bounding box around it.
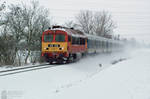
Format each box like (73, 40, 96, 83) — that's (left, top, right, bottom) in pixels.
(2, 4, 27, 65)
(21, 1, 51, 64)
(0, 29, 16, 65)
(75, 10, 94, 34)
(0, 1, 6, 26)
(0, 1, 5, 12)
(75, 10, 116, 38)
(93, 11, 116, 38)
(0, 1, 51, 65)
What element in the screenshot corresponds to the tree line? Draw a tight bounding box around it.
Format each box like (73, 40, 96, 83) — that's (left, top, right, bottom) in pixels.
(0, 0, 116, 66)
(65, 10, 116, 38)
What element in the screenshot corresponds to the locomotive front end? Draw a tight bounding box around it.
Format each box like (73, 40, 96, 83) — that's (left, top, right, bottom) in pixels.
(41, 29, 69, 63)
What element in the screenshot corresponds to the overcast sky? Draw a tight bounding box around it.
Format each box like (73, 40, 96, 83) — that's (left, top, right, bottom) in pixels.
(4, 0, 150, 42)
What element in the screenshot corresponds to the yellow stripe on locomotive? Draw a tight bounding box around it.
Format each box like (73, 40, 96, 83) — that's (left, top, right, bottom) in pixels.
(42, 42, 68, 52)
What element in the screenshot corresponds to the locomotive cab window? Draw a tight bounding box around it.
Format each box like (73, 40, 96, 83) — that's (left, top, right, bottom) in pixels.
(44, 34, 53, 42)
(55, 34, 65, 42)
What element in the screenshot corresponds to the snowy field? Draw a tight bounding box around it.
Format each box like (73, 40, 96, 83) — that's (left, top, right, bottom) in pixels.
(0, 48, 150, 99)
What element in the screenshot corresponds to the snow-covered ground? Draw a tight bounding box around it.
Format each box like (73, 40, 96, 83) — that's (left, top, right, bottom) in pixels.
(0, 48, 150, 99)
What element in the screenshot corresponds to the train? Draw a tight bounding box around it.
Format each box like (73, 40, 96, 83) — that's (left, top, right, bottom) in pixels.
(41, 26, 123, 64)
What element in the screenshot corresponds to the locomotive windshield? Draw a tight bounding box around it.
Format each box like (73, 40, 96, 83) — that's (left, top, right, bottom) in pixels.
(55, 34, 65, 42)
(44, 34, 53, 42)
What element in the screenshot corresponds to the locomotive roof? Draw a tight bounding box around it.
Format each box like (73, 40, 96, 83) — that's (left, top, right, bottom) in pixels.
(50, 27, 87, 38)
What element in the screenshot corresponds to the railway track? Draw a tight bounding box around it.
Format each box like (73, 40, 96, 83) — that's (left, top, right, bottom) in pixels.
(0, 64, 58, 77)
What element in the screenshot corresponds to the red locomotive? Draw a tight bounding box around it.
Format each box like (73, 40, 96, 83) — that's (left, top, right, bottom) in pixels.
(41, 26, 87, 63)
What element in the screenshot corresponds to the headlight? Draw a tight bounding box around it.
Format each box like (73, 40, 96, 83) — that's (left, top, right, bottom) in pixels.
(44, 48, 49, 50)
(59, 47, 64, 50)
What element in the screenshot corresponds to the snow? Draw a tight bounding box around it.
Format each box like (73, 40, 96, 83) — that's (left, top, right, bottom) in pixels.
(0, 48, 150, 99)
(52, 49, 150, 99)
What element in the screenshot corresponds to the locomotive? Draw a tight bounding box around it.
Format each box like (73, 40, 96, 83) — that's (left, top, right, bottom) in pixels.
(41, 26, 123, 64)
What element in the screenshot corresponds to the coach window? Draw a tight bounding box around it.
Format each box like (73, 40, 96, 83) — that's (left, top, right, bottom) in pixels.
(44, 34, 53, 42)
(104, 41, 106, 48)
(88, 40, 91, 48)
(87, 39, 89, 48)
(80, 38, 85, 45)
(91, 40, 93, 48)
(97, 41, 99, 48)
(79, 38, 82, 45)
(81, 38, 84, 45)
(93, 40, 95, 48)
(88, 39, 91, 48)
(72, 37, 76, 44)
(106, 41, 109, 48)
(94, 40, 96, 48)
(96, 40, 98, 48)
(68, 35, 71, 42)
(77, 38, 80, 44)
(89, 40, 91, 48)
(112, 43, 114, 48)
(72, 37, 74, 44)
(95, 40, 97, 48)
(98, 41, 100, 48)
(102, 41, 104, 48)
(83, 38, 85, 45)
(92, 40, 94, 48)
(100, 41, 102, 48)
(110, 42, 112, 48)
